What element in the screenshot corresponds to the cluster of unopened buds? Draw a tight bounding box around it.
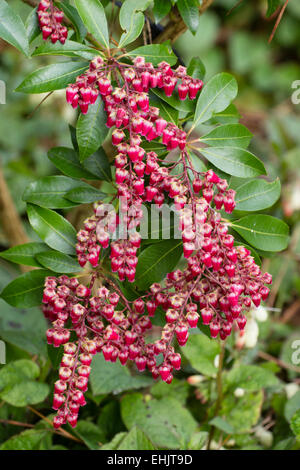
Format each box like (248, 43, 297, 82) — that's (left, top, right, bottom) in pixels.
(41, 53, 273, 428)
(37, 0, 67, 44)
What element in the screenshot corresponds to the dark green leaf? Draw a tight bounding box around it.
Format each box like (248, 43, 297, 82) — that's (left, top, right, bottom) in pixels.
(76, 97, 108, 161)
(235, 178, 281, 211)
(74, 0, 109, 49)
(59, 0, 87, 42)
(48, 147, 96, 180)
(82, 148, 112, 181)
(36, 251, 81, 273)
(194, 73, 238, 127)
(177, 0, 200, 34)
(0, 429, 48, 450)
(16, 61, 89, 94)
(27, 205, 77, 255)
(128, 44, 177, 66)
(23, 175, 87, 209)
(135, 240, 183, 290)
(0, 269, 51, 307)
(0, 242, 46, 267)
(0, 0, 29, 56)
(187, 57, 206, 80)
(65, 186, 106, 204)
(266, 0, 281, 17)
(152, 88, 195, 113)
(25, 7, 40, 43)
(231, 215, 289, 252)
(153, 0, 171, 23)
(199, 147, 266, 178)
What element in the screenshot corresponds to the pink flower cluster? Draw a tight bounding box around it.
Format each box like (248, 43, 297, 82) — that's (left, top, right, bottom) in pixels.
(37, 0, 67, 44)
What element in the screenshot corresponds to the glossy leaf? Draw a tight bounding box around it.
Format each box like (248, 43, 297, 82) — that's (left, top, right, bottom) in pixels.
(82, 148, 112, 181)
(152, 88, 195, 113)
(0, 269, 52, 308)
(36, 251, 81, 274)
(48, 147, 96, 180)
(128, 44, 177, 66)
(0, 429, 48, 451)
(235, 178, 281, 211)
(16, 61, 89, 94)
(199, 124, 252, 149)
(32, 40, 98, 58)
(194, 73, 238, 127)
(27, 204, 77, 255)
(0, 0, 29, 56)
(231, 215, 289, 252)
(0, 242, 46, 267)
(187, 57, 206, 80)
(153, 0, 171, 23)
(200, 147, 266, 178)
(65, 186, 106, 204)
(59, 1, 87, 42)
(177, 0, 200, 34)
(23, 176, 87, 209)
(25, 7, 40, 43)
(74, 0, 109, 49)
(76, 97, 108, 162)
(135, 240, 183, 290)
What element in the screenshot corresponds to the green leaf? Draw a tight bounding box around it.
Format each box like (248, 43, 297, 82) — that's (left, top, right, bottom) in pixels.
(0, 0, 29, 56)
(74, 0, 109, 49)
(25, 7, 40, 44)
(59, 0, 87, 42)
(225, 365, 280, 391)
(90, 355, 152, 395)
(220, 390, 264, 433)
(0, 301, 47, 356)
(0, 429, 48, 450)
(118, 427, 155, 450)
(235, 178, 281, 211)
(36, 251, 81, 274)
(177, 0, 200, 34)
(149, 91, 179, 125)
(153, 0, 171, 23)
(65, 186, 106, 204)
(284, 391, 300, 422)
(209, 416, 235, 435)
(128, 44, 177, 66)
(210, 103, 240, 125)
(199, 147, 266, 178)
(27, 205, 77, 255)
(187, 57, 206, 80)
(119, 0, 151, 48)
(135, 240, 183, 290)
(199, 124, 252, 149)
(291, 410, 300, 440)
(48, 147, 96, 180)
(23, 176, 87, 209)
(0, 360, 40, 392)
(194, 73, 238, 127)
(231, 215, 289, 252)
(82, 148, 112, 181)
(1, 382, 49, 407)
(0, 242, 46, 267)
(32, 40, 98, 58)
(73, 421, 104, 450)
(181, 334, 221, 377)
(0, 269, 51, 308)
(121, 394, 197, 449)
(266, 0, 281, 17)
(16, 61, 89, 94)
(77, 97, 108, 161)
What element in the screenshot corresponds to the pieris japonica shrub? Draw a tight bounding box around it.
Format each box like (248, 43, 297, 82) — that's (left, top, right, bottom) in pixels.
(0, 0, 289, 433)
